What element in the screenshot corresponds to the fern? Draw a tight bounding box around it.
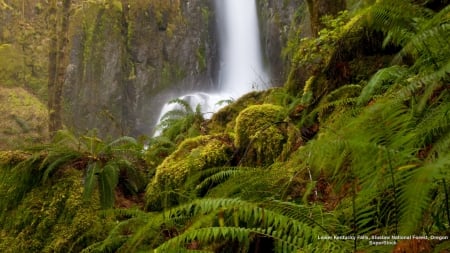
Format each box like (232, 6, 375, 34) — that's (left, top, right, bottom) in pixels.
(121, 198, 349, 252)
(365, 0, 428, 46)
(2, 130, 147, 210)
(398, 155, 450, 234)
(156, 98, 205, 144)
(357, 65, 409, 105)
(0, 152, 42, 214)
(97, 164, 120, 209)
(83, 162, 99, 203)
(187, 166, 260, 196)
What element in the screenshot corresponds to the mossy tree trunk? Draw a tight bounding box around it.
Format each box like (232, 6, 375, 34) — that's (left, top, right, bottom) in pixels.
(48, 0, 71, 137)
(306, 0, 346, 36)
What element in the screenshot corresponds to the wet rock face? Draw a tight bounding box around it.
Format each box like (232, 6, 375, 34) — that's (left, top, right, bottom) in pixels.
(64, 0, 218, 137)
(256, 0, 304, 86)
(63, 0, 299, 138)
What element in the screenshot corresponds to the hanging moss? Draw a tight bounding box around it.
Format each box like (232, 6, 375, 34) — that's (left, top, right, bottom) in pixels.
(145, 134, 234, 210)
(234, 104, 287, 166)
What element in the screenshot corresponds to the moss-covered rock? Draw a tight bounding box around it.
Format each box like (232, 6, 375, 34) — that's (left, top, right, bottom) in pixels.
(0, 166, 114, 253)
(145, 134, 234, 210)
(0, 87, 49, 150)
(234, 104, 287, 166)
(208, 90, 271, 134)
(0, 151, 29, 166)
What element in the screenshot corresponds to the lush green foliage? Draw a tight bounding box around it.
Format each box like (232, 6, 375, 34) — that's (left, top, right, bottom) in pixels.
(1, 0, 450, 252)
(156, 98, 205, 143)
(145, 134, 234, 210)
(1, 130, 147, 210)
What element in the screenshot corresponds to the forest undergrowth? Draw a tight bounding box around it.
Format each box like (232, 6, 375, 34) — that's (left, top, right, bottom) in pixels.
(1, 0, 449, 252)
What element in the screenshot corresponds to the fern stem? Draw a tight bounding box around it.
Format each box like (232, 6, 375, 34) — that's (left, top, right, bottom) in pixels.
(443, 178, 450, 227)
(387, 150, 398, 234)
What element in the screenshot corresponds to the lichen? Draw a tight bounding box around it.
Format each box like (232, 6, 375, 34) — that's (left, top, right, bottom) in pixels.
(234, 104, 287, 166)
(145, 134, 234, 209)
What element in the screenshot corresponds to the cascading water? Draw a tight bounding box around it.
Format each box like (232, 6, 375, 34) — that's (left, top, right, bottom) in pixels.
(218, 0, 267, 97)
(154, 0, 268, 135)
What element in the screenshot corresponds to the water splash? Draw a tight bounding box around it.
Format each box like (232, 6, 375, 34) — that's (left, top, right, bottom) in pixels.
(154, 0, 268, 135)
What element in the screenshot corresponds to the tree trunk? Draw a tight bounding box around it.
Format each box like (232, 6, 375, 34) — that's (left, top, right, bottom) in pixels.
(48, 0, 71, 137)
(306, 0, 346, 36)
(47, 0, 58, 136)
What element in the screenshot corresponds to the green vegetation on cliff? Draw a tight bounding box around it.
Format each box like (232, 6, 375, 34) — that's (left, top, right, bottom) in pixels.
(1, 0, 450, 252)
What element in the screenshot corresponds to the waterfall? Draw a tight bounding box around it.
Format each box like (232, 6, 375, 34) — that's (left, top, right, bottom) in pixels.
(154, 0, 268, 135)
(218, 0, 267, 97)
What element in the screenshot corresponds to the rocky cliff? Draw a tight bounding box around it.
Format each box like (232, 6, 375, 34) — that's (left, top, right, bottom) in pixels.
(63, 0, 301, 137)
(64, 0, 218, 137)
(256, 0, 305, 86)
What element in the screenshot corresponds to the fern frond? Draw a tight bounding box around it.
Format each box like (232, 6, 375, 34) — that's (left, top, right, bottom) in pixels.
(98, 163, 120, 209)
(358, 65, 409, 105)
(263, 200, 343, 234)
(428, 131, 450, 160)
(153, 198, 347, 252)
(41, 151, 81, 183)
(412, 97, 450, 148)
(154, 227, 253, 252)
(168, 98, 194, 114)
(187, 166, 259, 195)
(0, 153, 42, 211)
(83, 162, 99, 202)
(195, 170, 244, 193)
(398, 155, 450, 234)
(366, 0, 429, 46)
(160, 109, 189, 121)
(52, 130, 83, 149)
(107, 136, 138, 148)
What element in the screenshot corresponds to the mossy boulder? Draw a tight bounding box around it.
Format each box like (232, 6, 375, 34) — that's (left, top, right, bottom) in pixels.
(145, 134, 234, 210)
(0, 87, 49, 150)
(208, 89, 280, 134)
(234, 104, 287, 166)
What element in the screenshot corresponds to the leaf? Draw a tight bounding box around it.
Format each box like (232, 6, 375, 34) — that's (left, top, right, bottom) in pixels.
(83, 162, 99, 202)
(98, 163, 120, 209)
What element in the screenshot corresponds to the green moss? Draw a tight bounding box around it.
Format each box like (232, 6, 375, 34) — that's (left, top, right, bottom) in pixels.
(0, 151, 29, 167)
(0, 87, 49, 150)
(160, 62, 186, 88)
(76, 2, 124, 79)
(208, 90, 274, 134)
(201, 6, 211, 26)
(145, 134, 234, 209)
(196, 45, 207, 72)
(0, 44, 25, 87)
(0, 167, 114, 253)
(234, 104, 287, 166)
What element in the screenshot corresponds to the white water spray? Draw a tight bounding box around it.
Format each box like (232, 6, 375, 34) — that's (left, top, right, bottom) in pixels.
(154, 0, 268, 135)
